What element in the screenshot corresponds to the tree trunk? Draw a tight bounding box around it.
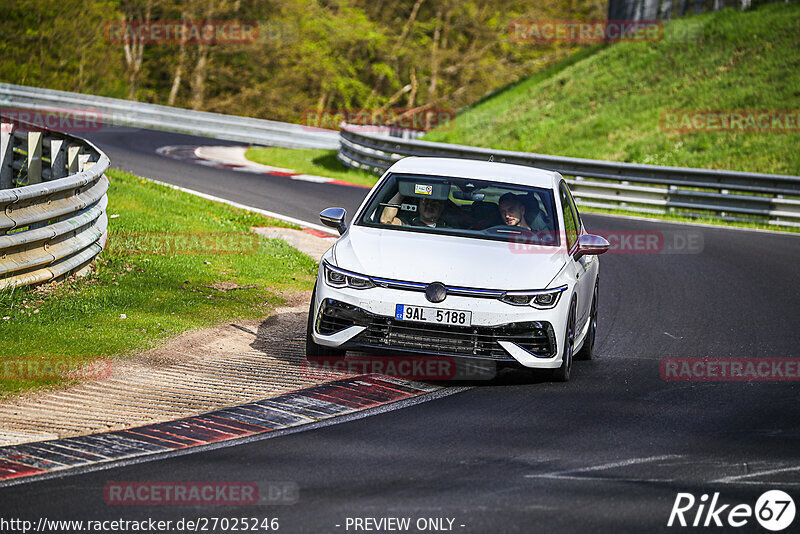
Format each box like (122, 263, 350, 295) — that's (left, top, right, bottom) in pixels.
(660, 0, 673, 20)
(365, 0, 425, 109)
(393, 0, 424, 54)
(122, 0, 151, 102)
(407, 67, 418, 109)
(168, 13, 188, 107)
(427, 8, 443, 105)
(643, 0, 661, 19)
(190, 44, 209, 110)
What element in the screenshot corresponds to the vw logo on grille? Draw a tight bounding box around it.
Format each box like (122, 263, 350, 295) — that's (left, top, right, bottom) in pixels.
(425, 282, 447, 303)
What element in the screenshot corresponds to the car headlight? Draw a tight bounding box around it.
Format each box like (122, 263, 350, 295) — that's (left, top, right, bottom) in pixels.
(500, 285, 567, 309)
(322, 261, 375, 290)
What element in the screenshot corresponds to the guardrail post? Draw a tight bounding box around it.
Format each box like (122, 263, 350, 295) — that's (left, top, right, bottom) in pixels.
(78, 153, 91, 172)
(50, 138, 66, 179)
(27, 131, 42, 184)
(0, 110, 110, 289)
(0, 122, 12, 189)
(67, 145, 81, 174)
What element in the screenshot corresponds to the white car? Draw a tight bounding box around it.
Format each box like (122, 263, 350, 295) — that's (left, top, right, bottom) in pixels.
(307, 157, 609, 381)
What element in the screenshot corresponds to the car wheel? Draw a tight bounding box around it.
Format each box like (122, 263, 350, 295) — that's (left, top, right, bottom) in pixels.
(306, 284, 346, 359)
(576, 282, 598, 361)
(552, 299, 576, 382)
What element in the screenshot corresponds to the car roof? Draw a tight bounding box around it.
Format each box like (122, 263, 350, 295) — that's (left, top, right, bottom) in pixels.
(386, 157, 561, 189)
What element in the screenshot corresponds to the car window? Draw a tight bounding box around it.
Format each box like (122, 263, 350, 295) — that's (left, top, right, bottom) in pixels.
(564, 183, 582, 232)
(357, 173, 560, 246)
(559, 183, 578, 251)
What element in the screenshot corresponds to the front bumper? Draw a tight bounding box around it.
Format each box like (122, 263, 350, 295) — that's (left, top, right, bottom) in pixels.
(311, 274, 571, 369)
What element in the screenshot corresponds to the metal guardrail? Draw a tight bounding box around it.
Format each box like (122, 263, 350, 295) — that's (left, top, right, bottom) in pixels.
(338, 126, 800, 227)
(0, 83, 339, 150)
(0, 118, 109, 289)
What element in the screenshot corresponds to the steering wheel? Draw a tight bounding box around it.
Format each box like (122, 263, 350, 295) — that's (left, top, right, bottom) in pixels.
(484, 224, 536, 237)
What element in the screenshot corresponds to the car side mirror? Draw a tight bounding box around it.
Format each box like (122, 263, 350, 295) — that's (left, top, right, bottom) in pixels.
(320, 207, 347, 235)
(574, 234, 610, 260)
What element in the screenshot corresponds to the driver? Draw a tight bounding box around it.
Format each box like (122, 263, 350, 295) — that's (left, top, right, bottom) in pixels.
(498, 193, 532, 230)
(410, 197, 447, 228)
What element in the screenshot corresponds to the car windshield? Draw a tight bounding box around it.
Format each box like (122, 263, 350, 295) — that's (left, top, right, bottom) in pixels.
(357, 173, 560, 246)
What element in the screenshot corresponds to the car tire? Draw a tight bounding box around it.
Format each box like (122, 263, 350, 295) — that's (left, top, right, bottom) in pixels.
(551, 299, 576, 382)
(306, 284, 346, 359)
(576, 281, 598, 361)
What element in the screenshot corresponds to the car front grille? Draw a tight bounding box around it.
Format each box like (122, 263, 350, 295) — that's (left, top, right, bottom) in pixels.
(318, 299, 556, 361)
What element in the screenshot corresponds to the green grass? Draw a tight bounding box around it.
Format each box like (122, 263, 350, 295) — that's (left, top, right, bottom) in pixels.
(424, 3, 800, 176)
(245, 147, 378, 187)
(0, 169, 318, 397)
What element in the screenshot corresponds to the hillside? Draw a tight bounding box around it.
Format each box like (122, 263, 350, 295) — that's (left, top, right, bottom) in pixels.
(423, 3, 800, 176)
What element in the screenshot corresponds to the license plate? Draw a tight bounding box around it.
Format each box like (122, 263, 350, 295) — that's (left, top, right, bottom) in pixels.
(395, 304, 472, 326)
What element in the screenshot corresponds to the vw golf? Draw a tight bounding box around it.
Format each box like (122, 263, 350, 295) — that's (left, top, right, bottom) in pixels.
(307, 157, 609, 381)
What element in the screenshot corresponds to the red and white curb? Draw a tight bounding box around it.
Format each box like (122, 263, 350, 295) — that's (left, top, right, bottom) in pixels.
(156, 145, 371, 188)
(0, 376, 440, 485)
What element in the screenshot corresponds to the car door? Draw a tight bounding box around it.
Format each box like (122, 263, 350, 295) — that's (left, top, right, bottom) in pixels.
(566, 182, 597, 330)
(559, 181, 591, 330)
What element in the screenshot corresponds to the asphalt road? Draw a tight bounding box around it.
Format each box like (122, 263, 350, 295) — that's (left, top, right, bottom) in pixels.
(83, 127, 365, 223)
(3, 127, 800, 533)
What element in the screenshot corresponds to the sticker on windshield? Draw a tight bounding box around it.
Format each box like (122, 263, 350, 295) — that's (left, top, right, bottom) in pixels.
(414, 184, 433, 195)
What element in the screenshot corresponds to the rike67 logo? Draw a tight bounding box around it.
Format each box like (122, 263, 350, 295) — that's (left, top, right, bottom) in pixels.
(668, 490, 795, 531)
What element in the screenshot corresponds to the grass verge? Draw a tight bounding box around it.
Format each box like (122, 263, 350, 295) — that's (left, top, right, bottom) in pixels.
(0, 169, 318, 397)
(245, 147, 378, 187)
(423, 3, 800, 176)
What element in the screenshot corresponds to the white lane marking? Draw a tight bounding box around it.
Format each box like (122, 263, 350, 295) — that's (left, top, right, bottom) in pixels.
(291, 174, 334, 183)
(535, 474, 669, 483)
(663, 331, 682, 339)
(713, 465, 800, 484)
(194, 145, 296, 174)
(526, 455, 800, 487)
(524, 454, 684, 480)
(138, 177, 338, 236)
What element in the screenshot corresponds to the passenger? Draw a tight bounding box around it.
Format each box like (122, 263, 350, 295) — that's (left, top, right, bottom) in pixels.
(410, 197, 447, 228)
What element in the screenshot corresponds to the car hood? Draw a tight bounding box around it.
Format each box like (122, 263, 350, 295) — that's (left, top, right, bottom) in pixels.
(332, 226, 565, 290)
